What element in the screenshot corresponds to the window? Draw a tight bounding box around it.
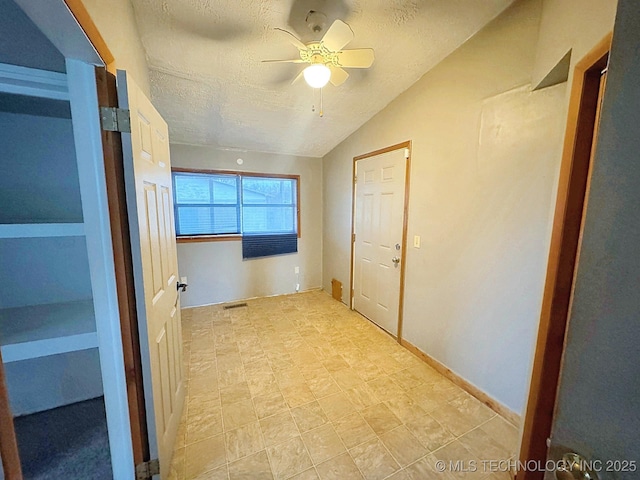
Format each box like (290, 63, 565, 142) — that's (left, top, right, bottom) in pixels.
(173, 172, 240, 236)
(172, 169, 299, 257)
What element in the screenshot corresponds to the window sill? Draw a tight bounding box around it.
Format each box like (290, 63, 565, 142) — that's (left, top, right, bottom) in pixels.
(176, 235, 242, 244)
(177, 232, 302, 244)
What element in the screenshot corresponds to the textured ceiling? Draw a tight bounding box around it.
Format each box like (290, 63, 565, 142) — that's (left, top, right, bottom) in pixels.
(131, 0, 514, 157)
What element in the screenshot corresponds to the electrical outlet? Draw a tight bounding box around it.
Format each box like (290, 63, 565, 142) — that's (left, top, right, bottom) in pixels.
(294, 266, 300, 274)
(181, 276, 188, 284)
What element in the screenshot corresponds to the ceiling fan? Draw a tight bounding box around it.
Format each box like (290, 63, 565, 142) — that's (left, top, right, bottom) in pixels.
(263, 15, 375, 89)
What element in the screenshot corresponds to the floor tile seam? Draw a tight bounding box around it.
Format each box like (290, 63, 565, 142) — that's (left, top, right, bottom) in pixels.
(334, 436, 373, 480)
(392, 451, 446, 480)
(454, 415, 516, 461)
(297, 425, 332, 474)
(184, 382, 223, 447)
(347, 433, 402, 480)
(234, 444, 276, 480)
(436, 407, 499, 438)
(444, 393, 498, 422)
(313, 447, 368, 480)
(398, 411, 456, 453)
(437, 412, 486, 443)
(315, 391, 357, 425)
(377, 423, 431, 470)
(262, 413, 310, 479)
(426, 428, 483, 461)
(222, 412, 269, 465)
(260, 404, 304, 446)
(282, 466, 320, 480)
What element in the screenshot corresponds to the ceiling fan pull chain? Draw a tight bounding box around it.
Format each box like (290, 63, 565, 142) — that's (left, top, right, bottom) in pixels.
(320, 87, 324, 117)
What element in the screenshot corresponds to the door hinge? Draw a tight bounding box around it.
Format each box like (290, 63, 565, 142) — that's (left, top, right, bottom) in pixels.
(136, 459, 160, 480)
(100, 106, 131, 133)
(354, 174, 357, 183)
(352, 233, 356, 242)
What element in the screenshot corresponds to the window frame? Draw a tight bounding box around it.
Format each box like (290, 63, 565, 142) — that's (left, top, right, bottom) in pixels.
(172, 167, 301, 243)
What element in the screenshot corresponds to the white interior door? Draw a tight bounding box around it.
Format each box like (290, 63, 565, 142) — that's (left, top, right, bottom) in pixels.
(353, 148, 408, 336)
(117, 71, 185, 478)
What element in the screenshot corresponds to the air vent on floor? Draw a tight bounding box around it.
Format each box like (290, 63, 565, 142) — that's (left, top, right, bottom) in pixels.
(223, 303, 248, 310)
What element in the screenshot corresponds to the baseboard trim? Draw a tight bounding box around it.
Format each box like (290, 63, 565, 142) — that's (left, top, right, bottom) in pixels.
(400, 338, 521, 427)
(181, 287, 323, 310)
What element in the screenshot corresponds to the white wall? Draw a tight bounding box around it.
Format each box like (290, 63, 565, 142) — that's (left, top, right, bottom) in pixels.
(0, 112, 93, 308)
(82, 0, 151, 95)
(0, 112, 82, 223)
(323, 0, 565, 415)
(171, 144, 323, 307)
(0, 0, 65, 72)
(4, 349, 103, 416)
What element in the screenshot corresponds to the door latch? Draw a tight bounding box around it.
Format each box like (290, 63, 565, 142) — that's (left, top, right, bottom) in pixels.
(177, 281, 188, 292)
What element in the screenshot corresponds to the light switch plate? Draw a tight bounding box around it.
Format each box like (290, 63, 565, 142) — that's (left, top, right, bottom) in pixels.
(413, 235, 421, 248)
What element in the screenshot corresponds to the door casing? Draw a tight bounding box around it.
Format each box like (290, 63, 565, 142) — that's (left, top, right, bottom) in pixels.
(95, 67, 150, 467)
(350, 141, 412, 341)
(518, 34, 611, 479)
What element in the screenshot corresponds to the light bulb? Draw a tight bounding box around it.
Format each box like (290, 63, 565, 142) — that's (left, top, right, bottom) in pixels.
(303, 64, 331, 88)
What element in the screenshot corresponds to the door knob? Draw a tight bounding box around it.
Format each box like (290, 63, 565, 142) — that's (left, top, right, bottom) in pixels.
(177, 281, 188, 292)
(392, 256, 400, 265)
(555, 452, 599, 480)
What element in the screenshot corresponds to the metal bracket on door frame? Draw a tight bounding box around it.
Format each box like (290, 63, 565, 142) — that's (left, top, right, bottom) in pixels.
(135, 458, 160, 480)
(100, 106, 131, 133)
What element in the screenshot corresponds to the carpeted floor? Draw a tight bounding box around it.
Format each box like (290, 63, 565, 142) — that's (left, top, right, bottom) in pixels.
(14, 396, 112, 479)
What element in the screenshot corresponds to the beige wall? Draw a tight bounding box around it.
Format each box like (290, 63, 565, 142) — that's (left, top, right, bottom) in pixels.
(171, 144, 323, 307)
(532, 0, 617, 87)
(323, 0, 619, 415)
(324, 0, 560, 415)
(82, 0, 150, 95)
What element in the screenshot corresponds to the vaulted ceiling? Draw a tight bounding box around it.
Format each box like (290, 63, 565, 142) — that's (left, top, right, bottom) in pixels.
(131, 0, 514, 157)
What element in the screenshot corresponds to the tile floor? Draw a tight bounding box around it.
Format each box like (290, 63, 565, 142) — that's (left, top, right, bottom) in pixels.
(169, 290, 519, 480)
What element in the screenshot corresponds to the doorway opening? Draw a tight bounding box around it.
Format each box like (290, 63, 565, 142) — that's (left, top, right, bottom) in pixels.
(518, 34, 611, 479)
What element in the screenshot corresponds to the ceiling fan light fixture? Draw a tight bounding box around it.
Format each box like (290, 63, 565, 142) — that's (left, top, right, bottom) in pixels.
(303, 64, 331, 88)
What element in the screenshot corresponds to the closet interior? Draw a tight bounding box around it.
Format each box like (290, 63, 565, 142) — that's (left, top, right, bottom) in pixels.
(0, 64, 111, 479)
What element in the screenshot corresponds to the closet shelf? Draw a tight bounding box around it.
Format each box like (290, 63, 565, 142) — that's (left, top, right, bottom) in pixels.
(0, 223, 85, 238)
(0, 300, 97, 363)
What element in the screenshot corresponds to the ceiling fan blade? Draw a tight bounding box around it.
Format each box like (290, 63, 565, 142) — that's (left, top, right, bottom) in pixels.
(329, 66, 349, 86)
(322, 20, 354, 52)
(262, 59, 305, 63)
(337, 49, 375, 68)
(292, 69, 305, 85)
(274, 27, 307, 51)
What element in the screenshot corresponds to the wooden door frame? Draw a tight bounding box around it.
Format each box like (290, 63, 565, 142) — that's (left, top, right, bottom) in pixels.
(350, 141, 412, 341)
(95, 67, 150, 466)
(62, 0, 115, 72)
(0, 351, 22, 480)
(518, 34, 611, 480)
